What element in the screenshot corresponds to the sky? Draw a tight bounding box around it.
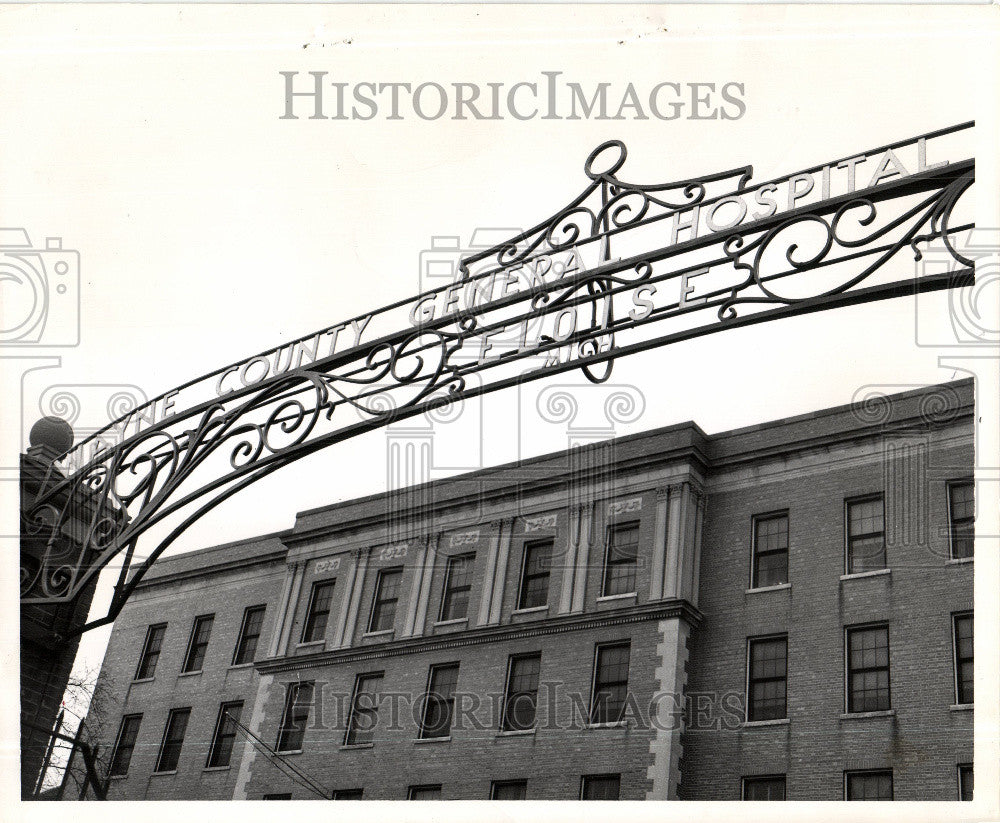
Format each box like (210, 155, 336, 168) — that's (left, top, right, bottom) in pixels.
(1, 3, 998, 811)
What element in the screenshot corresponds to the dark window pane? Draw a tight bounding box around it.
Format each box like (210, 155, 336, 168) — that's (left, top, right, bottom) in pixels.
(183, 615, 214, 673)
(503, 653, 540, 731)
(302, 581, 335, 643)
(346, 673, 383, 746)
(752, 514, 789, 588)
(847, 497, 886, 574)
(263, 793, 291, 800)
(369, 569, 402, 632)
(950, 481, 975, 558)
(207, 701, 243, 768)
(743, 776, 786, 800)
(581, 774, 620, 800)
(155, 708, 191, 772)
(518, 540, 552, 610)
(333, 789, 364, 800)
(109, 715, 142, 777)
(276, 681, 314, 752)
(420, 664, 459, 738)
(954, 614, 974, 704)
(603, 523, 639, 596)
(846, 770, 893, 800)
(492, 780, 527, 800)
(959, 765, 973, 801)
(748, 637, 787, 721)
(847, 626, 890, 712)
(233, 606, 265, 665)
(408, 785, 442, 800)
(441, 554, 475, 621)
(591, 643, 630, 724)
(136, 624, 166, 680)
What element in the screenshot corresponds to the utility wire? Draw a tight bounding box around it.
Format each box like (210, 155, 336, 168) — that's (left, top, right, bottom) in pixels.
(227, 713, 330, 800)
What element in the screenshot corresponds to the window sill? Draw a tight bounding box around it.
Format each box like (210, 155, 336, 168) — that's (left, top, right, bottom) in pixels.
(839, 709, 896, 720)
(414, 736, 452, 744)
(840, 568, 891, 581)
(275, 749, 303, 756)
(340, 742, 375, 750)
(742, 718, 790, 728)
(296, 640, 326, 649)
(362, 629, 395, 639)
(108, 774, 128, 781)
(586, 721, 629, 730)
(177, 670, 202, 678)
(434, 617, 468, 627)
(202, 765, 231, 772)
(950, 703, 974, 712)
(596, 592, 637, 603)
(131, 677, 155, 684)
(745, 583, 791, 595)
(228, 662, 254, 671)
(947, 556, 974, 565)
(496, 728, 536, 737)
(512, 606, 548, 615)
(151, 770, 178, 776)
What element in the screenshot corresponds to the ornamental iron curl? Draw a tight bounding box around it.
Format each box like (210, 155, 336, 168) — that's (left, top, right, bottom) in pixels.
(21, 124, 976, 638)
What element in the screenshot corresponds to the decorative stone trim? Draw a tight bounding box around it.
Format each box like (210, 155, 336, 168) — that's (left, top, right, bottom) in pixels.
(257, 601, 701, 673)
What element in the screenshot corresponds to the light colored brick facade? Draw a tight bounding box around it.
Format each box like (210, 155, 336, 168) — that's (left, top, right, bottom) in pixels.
(87, 379, 974, 801)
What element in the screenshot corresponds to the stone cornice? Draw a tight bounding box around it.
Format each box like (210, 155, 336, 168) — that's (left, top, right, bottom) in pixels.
(255, 600, 701, 674)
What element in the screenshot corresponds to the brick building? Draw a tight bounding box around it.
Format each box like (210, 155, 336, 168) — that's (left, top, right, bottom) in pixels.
(84, 379, 975, 801)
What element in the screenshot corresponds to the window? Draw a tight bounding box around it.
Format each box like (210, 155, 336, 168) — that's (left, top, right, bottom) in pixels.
(302, 581, 335, 643)
(602, 522, 639, 596)
(206, 701, 243, 768)
(345, 672, 383, 746)
(517, 539, 552, 610)
(491, 780, 527, 800)
(846, 496, 886, 573)
(135, 623, 166, 680)
(419, 663, 459, 739)
(408, 784, 442, 800)
(155, 708, 191, 773)
(949, 481, 974, 559)
(263, 793, 292, 800)
(959, 764, 973, 801)
(182, 614, 214, 673)
(747, 636, 787, 721)
(742, 775, 786, 800)
(368, 568, 402, 632)
(233, 605, 265, 665)
(332, 789, 364, 800)
(501, 653, 541, 731)
(752, 513, 789, 588)
(954, 613, 973, 704)
(108, 714, 142, 777)
(845, 769, 893, 800)
(590, 642, 630, 724)
(276, 681, 314, 752)
(440, 554, 475, 621)
(581, 774, 621, 800)
(847, 625, 890, 712)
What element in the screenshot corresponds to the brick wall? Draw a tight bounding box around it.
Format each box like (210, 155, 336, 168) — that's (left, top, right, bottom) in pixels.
(682, 428, 974, 800)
